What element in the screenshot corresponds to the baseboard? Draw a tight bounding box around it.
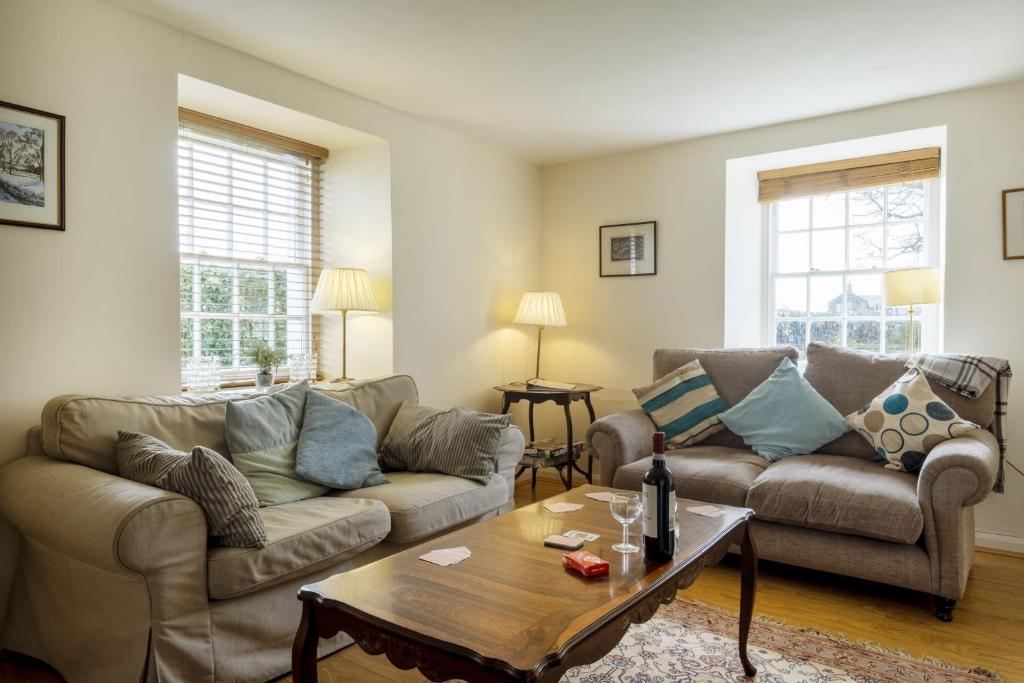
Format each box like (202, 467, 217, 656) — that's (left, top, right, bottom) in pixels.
(975, 530, 1024, 557)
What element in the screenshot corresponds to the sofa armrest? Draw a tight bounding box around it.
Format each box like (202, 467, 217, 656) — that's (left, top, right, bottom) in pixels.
(495, 425, 525, 510)
(917, 429, 999, 599)
(586, 409, 655, 487)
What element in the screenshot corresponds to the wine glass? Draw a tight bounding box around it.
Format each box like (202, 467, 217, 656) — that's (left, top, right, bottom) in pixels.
(610, 493, 642, 554)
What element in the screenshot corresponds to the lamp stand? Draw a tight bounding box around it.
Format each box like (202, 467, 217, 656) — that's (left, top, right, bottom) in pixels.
(339, 309, 352, 381)
(533, 325, 544, 380)
(908, 304, 917, 355)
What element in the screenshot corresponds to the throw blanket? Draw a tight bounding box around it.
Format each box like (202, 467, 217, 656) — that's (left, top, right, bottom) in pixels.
(907, 353, 1012, 493)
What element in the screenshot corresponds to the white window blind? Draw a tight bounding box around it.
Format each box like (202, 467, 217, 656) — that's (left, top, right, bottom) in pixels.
(177, 111, 323, 383)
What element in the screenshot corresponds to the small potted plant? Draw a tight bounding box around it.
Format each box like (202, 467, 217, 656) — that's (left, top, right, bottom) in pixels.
(248, 341, 287, 390)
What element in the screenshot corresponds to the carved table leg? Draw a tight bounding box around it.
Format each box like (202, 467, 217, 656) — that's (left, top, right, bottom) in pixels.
(563, 402, 573, 490)
(292, 601, 320, 683)
(738, 525, 758, 677)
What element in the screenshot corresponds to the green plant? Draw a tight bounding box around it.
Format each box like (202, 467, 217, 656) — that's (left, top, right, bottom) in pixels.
(247, 341, 286, 375)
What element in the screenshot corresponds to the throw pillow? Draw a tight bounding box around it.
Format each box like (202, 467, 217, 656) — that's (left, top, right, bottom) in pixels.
(846, 368, 979, 474)
(719, 357, 849, 462)
(379, 402, 510, 484)
(633, 359, 726, 447)
(116, 431, 267, 548)
(295, 390, 389, 490)
(225, 381, 329, 506)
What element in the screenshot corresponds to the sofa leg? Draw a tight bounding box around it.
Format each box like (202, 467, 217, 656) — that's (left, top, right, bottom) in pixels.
(933, 596, 956, 622)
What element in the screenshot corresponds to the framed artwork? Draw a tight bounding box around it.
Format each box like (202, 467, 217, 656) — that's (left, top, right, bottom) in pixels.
(0, 100, 65, 231)
(600, 221, 656, 277)
(1003, 188, 1024, 260)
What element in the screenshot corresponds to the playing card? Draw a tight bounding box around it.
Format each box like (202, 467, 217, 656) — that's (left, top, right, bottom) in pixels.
(543, 502, 584, 513)
(418, 546, 472, 566)
(686, 505, 725, 518)
(584, 491, 616, 502)
(564, 530, 600, 541)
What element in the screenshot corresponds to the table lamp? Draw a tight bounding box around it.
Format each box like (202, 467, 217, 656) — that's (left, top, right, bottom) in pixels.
(514, 291, 567, 380)
(883, 266, 940, 354)
(311, 268, 379, 381)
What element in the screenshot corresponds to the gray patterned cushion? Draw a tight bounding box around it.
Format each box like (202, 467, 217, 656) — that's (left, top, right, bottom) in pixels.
(379, 402, 510, 484)
(116, 431, 267, 548)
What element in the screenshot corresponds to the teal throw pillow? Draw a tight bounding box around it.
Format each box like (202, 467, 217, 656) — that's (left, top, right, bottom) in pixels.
(225, 381, 329, 506)
(719, 357, 848, 462)
(296, 390, 389, 490)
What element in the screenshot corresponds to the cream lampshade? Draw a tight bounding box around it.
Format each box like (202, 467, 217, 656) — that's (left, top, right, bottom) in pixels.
(514, 291, 566, 380)
(312, 268, 380, 381)
(884, 266, 940, 354)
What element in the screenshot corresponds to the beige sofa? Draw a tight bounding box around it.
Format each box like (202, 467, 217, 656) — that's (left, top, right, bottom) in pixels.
(0, 374, 524, 683)
(587, 344, 1000, 622)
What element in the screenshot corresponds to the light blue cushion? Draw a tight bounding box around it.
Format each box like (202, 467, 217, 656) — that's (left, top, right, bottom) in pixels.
(719, 357, 849, 462)
(296, 390, 389, 490)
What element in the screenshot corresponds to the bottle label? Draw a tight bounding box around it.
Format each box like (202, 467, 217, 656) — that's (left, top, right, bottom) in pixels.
(642, 483, 657, 539)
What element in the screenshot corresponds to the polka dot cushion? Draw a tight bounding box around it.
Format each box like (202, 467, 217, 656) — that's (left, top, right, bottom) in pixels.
(845, 368, 979, 474)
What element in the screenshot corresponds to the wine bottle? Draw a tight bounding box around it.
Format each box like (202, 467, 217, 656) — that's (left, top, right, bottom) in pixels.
(642, 431, 676, 562)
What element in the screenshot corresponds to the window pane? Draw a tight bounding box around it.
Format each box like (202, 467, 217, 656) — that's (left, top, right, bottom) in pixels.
(885, 320, 922, 354)
(180, 264, 194, 312)
(885, 221, 924, 267)
(775, 321, 806, 349)
(201, 319, 233, 366)
(774, 277, 807, 317)
(812, 193, 845, 229)
(846, 321, 880, 351)
(811, 229, 845, 271)
(809, 275, 844, 317)
(848, 226, 884, 269)
(776, 198, 809, 231)
(275, 320, 288, 351)
(200, 266, 232, 313)
(274, 270, 288, 315)
(810, 320, 841, 345)
(777, 232, 809, 273)
(849, 188, 884, 225)
(886, 181, 925, 221)
(847, 273, 882, 316)
(180, 319, 193, 359)
(239, 268, 270, 314)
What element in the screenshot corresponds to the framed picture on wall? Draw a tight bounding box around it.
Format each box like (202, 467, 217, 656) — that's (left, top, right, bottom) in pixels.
(599, 221, 657, 277)
(1003, 188, 1024, 260)
(0, 100, 65, 231)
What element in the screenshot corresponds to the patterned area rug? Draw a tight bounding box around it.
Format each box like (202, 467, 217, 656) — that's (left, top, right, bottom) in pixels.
(563, 600, 1000, 682)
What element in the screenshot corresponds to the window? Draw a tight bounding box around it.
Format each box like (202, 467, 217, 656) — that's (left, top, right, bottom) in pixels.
(767, 179, 939, 354)
(177, 110, 324, 383)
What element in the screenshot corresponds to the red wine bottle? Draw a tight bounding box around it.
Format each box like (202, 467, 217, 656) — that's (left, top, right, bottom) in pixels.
(642, 432, 676, 562)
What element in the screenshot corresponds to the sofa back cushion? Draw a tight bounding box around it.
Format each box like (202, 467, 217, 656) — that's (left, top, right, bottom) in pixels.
(40, 374, 419, 473)
(652, 347, 800, 448)
(803, 343, 996, 459)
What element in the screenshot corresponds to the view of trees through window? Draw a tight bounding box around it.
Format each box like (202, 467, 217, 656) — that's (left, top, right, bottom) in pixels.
(770, 180, 932, 354)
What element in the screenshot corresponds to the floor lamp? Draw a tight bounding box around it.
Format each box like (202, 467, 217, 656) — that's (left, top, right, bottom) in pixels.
(883, 266, 940, 354)
(311, 268, 380, 381)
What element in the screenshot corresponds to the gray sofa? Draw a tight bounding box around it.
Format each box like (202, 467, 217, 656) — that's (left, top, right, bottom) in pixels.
(0, 374, 524, 683)
(587, 344, 1000, 621)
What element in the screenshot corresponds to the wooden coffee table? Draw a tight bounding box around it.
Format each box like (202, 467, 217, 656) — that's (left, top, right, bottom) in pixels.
(292, 485, 757, 682)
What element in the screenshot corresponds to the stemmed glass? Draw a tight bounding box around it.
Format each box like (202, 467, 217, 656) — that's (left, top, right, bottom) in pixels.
(610, 493, 642, 554)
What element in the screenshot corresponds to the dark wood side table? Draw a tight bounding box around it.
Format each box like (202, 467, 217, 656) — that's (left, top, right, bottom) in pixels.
(494, 382, 601, 489)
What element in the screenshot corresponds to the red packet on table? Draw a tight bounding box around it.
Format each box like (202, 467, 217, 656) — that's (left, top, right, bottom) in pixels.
(562, 550, 609, 577)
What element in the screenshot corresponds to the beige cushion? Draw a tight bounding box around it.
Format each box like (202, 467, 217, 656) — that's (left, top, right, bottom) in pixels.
(746, 454, 923, 544)
(206, 497, 389, 599)
(612, 446, 769, 507)
(652, 347, 799, 449)
(804, 343, 996, 459)
(331, 471, 507, 543)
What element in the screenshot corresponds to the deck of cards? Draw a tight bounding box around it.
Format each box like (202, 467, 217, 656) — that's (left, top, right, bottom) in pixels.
(419, 546, 471, 566)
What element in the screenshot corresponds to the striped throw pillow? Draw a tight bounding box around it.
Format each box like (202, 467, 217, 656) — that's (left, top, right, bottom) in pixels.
(116, 431, 267, 548)
(633, 359, 727, 447)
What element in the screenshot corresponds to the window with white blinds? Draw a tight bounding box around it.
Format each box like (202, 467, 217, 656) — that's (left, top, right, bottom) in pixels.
(177, 110, 323, 383)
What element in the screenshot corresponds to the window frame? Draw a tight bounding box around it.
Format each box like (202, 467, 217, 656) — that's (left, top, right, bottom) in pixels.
(763, 178, 941, 355)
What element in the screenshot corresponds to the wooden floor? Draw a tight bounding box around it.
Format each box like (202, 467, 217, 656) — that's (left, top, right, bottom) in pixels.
(3, 475, 1023, 682)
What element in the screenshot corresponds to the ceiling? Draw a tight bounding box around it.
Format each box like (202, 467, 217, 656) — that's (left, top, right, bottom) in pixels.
(116, 0, 1024, 164)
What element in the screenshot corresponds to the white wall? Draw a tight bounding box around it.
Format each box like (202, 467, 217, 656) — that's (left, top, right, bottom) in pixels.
(540, 80, 1024, 546)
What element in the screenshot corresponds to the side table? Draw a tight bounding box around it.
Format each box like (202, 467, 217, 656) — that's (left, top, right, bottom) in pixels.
(494, 382, 602, 489)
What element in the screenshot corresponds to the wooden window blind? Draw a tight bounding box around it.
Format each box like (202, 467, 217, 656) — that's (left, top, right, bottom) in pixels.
(757, 147, 940, 203)
(177, 108, 326, 383)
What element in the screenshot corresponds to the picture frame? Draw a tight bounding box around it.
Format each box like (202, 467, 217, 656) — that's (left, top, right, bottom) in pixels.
(599, 221, 657, 277)
(1003, 188, 1024, 260)
(0, 100, 65, 231)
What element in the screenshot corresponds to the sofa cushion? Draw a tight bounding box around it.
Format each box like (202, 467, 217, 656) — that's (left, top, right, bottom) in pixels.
(296, 390, 389, 490)
(612, 446, 769, 507)
(315, 375, 419, 449)
(633, 359, 726, 447)
(746, 454, 923, 544)
(206, 496, 389, 599)
(652, 347, 800, 449)
(331, 471, 507, 543)
(803, 343, 996, 459)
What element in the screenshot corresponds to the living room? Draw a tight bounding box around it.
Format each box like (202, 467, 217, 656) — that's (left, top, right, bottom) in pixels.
(1, 0, 1022, 681)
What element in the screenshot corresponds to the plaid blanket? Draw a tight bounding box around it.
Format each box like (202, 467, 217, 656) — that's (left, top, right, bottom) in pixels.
(907, 353, 1012, 493)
